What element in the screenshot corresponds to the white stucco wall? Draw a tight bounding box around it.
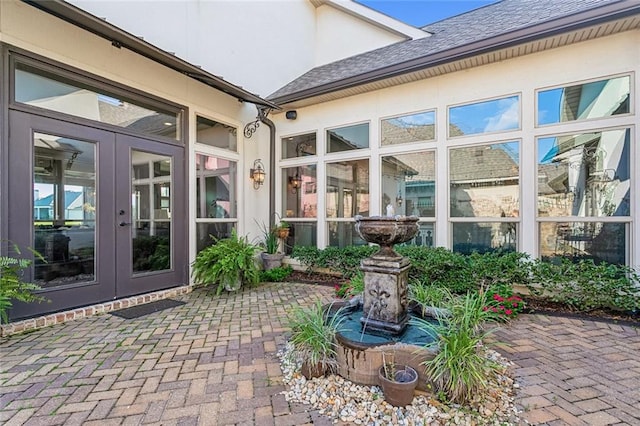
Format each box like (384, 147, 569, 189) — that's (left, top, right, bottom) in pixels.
(271, 30, 640, 268)
(0, 0, 273, 265)
(314, 4, 405, 67)
(67, 0, 416, 96)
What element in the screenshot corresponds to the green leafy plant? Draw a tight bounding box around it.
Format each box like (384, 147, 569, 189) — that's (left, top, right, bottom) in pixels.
(397, 246, 475, 294)
(287, 300, 345, 377)
(191, 229, 260, 295)
(257, 221, 279, 254)
(408, 282, 453, 315)
(529, 258, 640, 312)
(1, 243, 46, 323)
(335, 271, 364, 298)
(260, 265, 293, 282)
(414, 291, 500, 404)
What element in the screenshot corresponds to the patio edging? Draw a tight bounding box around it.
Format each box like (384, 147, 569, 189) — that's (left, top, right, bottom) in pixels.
(0, 284, 194, 337)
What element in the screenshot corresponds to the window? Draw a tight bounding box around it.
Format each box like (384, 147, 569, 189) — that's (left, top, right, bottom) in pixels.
(381, 151, 435, 247)
(196, 116, 237, 151)
(327, 123, 369, 153)
(282, 133, 316, 158)
(537, 129, 630, 218)
(449, 141, 520, 254)
(448, 95, 520, 137)
(381, 111, 435, 146)
(537, 75, 630, 126)
(195, 154, 237, 251)
(326, 159, 369, 247)
(537, 128, 631, 266)
(282, 164, 317, 254)
(14, 61, 180, 140)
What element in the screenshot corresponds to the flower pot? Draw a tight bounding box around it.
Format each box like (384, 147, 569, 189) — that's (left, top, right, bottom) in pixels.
(261, 252, 284, 271)
(378, 365, 418, 407)
(223, 271, 242, 292)
(301, 361, 325, 379)
(276, 228, 290, 239)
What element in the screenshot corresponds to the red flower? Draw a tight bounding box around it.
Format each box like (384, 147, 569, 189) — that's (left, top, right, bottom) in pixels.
(513, 302, 519, 308)
(505, 309, 513, 315)
(493, 294, 503, 302)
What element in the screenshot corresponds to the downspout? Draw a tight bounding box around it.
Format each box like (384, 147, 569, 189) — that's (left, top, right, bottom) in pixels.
(258, 108, 276, 229)
(243, 107, 276, 228)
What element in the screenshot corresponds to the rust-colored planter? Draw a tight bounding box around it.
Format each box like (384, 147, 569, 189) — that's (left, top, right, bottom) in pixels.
(378, 365, 418, 407)
(276, 228, 290, 239)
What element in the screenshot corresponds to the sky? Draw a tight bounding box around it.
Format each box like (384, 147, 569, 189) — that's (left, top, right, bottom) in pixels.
(358, 0, 499, 27)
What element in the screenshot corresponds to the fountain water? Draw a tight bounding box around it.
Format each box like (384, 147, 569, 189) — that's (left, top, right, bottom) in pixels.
(329, 214, 438, 390)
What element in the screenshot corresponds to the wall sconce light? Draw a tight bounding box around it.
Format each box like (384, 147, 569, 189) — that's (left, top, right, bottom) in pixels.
(396, 191, 403, 206)
(250, 159, 265, 189)
(289, 173, 302, 194)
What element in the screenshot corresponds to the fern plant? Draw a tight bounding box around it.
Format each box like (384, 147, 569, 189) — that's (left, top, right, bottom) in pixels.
(191, 229, 261, 295)
(1, 244, 45, 323)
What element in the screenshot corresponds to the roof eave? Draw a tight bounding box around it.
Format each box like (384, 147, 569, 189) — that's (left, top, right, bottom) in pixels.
(270, 1, 640, 105)
(23, 0, 281, 110)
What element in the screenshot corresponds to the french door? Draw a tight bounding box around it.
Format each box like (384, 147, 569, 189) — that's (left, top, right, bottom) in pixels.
(7, 111, 186, 320)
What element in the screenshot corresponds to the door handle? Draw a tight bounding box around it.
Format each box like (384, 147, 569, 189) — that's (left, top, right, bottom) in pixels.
(119, 221, 131, 227)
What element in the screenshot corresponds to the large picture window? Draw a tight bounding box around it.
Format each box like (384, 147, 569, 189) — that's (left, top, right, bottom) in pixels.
(448, 95, 520, 137)
(196, 116, 237, 151)
(381, 111, 435, 146)
(537, 129, 630, 218)
(282, 164, 317, 254)
(327, 123, 369, 153)
(14, 61, 180, 140)
(537, 75, 630, 126)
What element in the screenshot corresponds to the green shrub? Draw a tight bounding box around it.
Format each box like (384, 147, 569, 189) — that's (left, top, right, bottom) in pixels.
(260, 265, 293, 282)
(191, 230, 260, 295)
(397, 246, 475, 294)
(468, 251, 531, 290)
(530, 258, 640, 312)
(290, 246, 322, 272)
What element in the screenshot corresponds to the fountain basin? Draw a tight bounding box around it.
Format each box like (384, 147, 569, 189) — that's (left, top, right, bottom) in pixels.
(355, 215, 419, 260)
(328, 300, 438, 392)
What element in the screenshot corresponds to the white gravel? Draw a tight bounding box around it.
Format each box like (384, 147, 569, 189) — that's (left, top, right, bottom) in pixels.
(278, 343, 523, 425)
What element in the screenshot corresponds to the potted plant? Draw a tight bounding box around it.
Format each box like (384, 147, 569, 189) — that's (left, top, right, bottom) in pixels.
(258, 222, 284, 270)
(191, 229, 260, 294)
(276, 220, 290, 239)
(1, 243, 45, 324)
(378, 352, 418, 407)
(287, 301, 344, 379)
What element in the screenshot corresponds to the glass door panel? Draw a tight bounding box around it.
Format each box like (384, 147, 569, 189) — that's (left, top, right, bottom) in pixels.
(131, 150, 172, 273)
(115, 134, 185, 297)
(33, 133, 97, 286)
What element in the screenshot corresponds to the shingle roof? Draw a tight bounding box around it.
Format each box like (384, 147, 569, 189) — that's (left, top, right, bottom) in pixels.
(268, 0, 630, 103)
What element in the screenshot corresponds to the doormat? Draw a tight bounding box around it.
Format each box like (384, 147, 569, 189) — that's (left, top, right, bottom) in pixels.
(110, 299, 185, 319)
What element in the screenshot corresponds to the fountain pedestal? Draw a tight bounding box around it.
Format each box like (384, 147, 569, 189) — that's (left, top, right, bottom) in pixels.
(355, 215, 419, 336)
(360, 256, 411, 335)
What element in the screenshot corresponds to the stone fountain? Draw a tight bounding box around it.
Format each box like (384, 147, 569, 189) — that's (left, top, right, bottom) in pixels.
(328, 213, 438, 390)
(355, 214, 419, 336)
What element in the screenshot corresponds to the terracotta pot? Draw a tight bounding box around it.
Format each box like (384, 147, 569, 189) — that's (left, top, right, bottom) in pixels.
(301, 361, 325, 379)
(276, 228, 290, 239)
(378, 365, 418, 407)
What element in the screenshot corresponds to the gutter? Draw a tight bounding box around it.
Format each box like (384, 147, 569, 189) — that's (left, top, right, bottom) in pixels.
(22, 0, 280, 109)
(270, 0, 640, 105)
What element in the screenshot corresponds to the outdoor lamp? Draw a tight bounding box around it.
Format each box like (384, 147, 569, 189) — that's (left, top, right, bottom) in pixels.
(250, 159, 265, 189)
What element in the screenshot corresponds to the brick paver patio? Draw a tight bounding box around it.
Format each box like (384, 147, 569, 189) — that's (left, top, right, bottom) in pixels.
(1, 282, 639, 425)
